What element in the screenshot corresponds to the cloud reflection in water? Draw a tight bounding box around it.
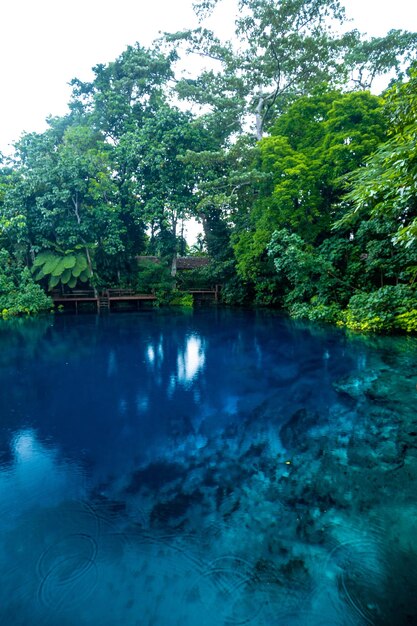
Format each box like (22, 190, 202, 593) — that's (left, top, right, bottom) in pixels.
(0, 429, 84, 522)
(177, 335, 206, 386)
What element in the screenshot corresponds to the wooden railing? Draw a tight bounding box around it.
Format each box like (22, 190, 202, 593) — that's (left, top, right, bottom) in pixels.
(51, 289, 97, 300)
(104, 289, 156, 300)
(51, 285, 220, 310)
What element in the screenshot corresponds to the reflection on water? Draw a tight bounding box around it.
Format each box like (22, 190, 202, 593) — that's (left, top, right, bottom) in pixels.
(0, 430, 84, 525)
(0, 310, 417, 624)
(177, 334, 206, 386)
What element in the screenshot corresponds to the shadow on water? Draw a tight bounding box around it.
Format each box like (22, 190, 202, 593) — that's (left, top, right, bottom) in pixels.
(0, 309, 417, 624)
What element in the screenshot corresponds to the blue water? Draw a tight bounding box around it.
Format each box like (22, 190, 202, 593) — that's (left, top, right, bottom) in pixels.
(0, 309, 416, 625)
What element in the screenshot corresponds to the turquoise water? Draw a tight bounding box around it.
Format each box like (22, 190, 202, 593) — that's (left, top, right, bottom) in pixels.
(0, 309, 416, 625)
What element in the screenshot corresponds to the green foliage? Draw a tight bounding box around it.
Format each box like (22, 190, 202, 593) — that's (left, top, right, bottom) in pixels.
(268, 226, 417, 333)
(33, 250, 92, 291)
(340, 63, 417, 245)
(194, 258, 250, 305)
(268, 228, 349, 309)
(287, 302, 342, 324)
(283, 283, 417, 333)
(168, 292, 194, 307)
(8, 121, 127, 284)
(0, 249, 52, 317)
(395, 310, 417, 333)
(233, 89, 387, 294)
(344, 29, 417, 90)
(176, 266, 209, 291)
(2, 14, 417, 328)
(134, 261, 175, 296)
(69, 44, 175, 139)
(121, 104, 211, 261)
(342, 285, 417, 332)
(169, 0, 417, 141)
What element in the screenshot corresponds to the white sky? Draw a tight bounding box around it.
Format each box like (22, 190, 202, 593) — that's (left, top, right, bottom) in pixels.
(0, 0, 417, 155)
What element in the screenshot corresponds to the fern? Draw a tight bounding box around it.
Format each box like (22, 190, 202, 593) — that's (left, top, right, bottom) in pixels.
(32, 250, 92, 291)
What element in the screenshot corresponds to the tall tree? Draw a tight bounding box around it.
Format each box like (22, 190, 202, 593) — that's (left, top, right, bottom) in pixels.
(166, 0, 417, 140)
(7, 120, 126, 288)
(69, 44, 179, 268)
(344, 29, 417, 89)
(69, 44, 175, 141)
(232, 88, 387, 293)
(340, 63, 417, 246)
(120, 104, 212, 273)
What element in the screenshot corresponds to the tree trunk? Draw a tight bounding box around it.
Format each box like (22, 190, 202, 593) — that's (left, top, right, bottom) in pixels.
(255, 96, 264, 141)
(180, 218, 185, 256)
(171, 213, 178, 277)
(171, 254, 177, 277)
(72, 193, 97, 295)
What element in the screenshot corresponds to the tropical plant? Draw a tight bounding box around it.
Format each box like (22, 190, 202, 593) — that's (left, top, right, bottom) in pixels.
(32, 250, 92, 290)
(0, 249, 52, 316)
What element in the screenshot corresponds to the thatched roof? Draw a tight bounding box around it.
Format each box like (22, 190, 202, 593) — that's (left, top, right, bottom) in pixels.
(136, 256, 160, 264)
(176, 257, 209, 270)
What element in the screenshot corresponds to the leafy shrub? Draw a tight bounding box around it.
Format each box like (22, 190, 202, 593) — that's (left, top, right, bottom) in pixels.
(342, 284, 417, 332)
(288, 302, 342, 324)
(282, 280, 417, 333)
(0, 254, 52, 317)
(177, 259, 250, 305)
(340, 310, 385, 332)
(168, 292, 194, 307)
(268, 228, 351, 309)
(394, 310, 417, 333)
(176, 267, 210, 290)
(134, 260, 175, 295)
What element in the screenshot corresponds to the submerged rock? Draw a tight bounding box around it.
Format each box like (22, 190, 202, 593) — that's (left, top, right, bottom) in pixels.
(150, 489, 204, 527)
(125, 461, 185, 494)
(279, 408, 322, 452)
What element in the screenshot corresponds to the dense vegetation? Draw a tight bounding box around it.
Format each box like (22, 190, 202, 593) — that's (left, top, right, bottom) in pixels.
(1, 0, 417, 331)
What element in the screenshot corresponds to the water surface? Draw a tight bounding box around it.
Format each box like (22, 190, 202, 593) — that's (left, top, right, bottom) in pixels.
(0, 309, 416, 625)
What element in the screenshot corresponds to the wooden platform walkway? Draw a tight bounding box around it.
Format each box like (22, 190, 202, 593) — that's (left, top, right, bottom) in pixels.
(51, 287, 219, 312)
(52, 290, 101, 313)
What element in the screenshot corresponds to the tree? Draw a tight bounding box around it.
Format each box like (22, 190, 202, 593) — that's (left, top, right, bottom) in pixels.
(69, 43, 184, 272)
(341, 63, 417, 246)
(166, 0, 417, 140)
(69, 44, 175, 141)
(7, 120, 126, 289)
(0, 158, 27, 261)
(167, 0, 348, 140)
(120, 104, 211, 274)
(344, 29, 417, 90)
(231, 88, 387, 295)
(0, 249, 52, 316)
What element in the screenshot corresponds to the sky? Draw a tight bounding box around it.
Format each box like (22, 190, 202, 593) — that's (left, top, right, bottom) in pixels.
(1, 0, 417, 156)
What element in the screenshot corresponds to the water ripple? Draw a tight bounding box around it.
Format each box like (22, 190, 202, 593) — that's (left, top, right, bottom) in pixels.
(36, 533, 98, 611)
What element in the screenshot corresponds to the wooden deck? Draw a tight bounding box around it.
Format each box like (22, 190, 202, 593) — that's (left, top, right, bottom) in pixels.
(52, 290, 100, 313)
(106, 289, 157, 301)
(51, 286, 219, 312)
(188, 287, 220, 302)
(52, 289, 157, 312)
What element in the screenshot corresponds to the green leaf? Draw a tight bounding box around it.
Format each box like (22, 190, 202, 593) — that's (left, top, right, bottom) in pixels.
(35, 268, 45, 281)
(33, 251, 55, 267)
(60, 269, 72, 284)
(72, 254, 88, 277)
(48, 274, 60, 289)
(51, 258, 69, 277)
(67, 276, 78, 289)
(78, 268, 91, 283)
(42, 256, 61, 276)
(62, 255, 77, 269)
